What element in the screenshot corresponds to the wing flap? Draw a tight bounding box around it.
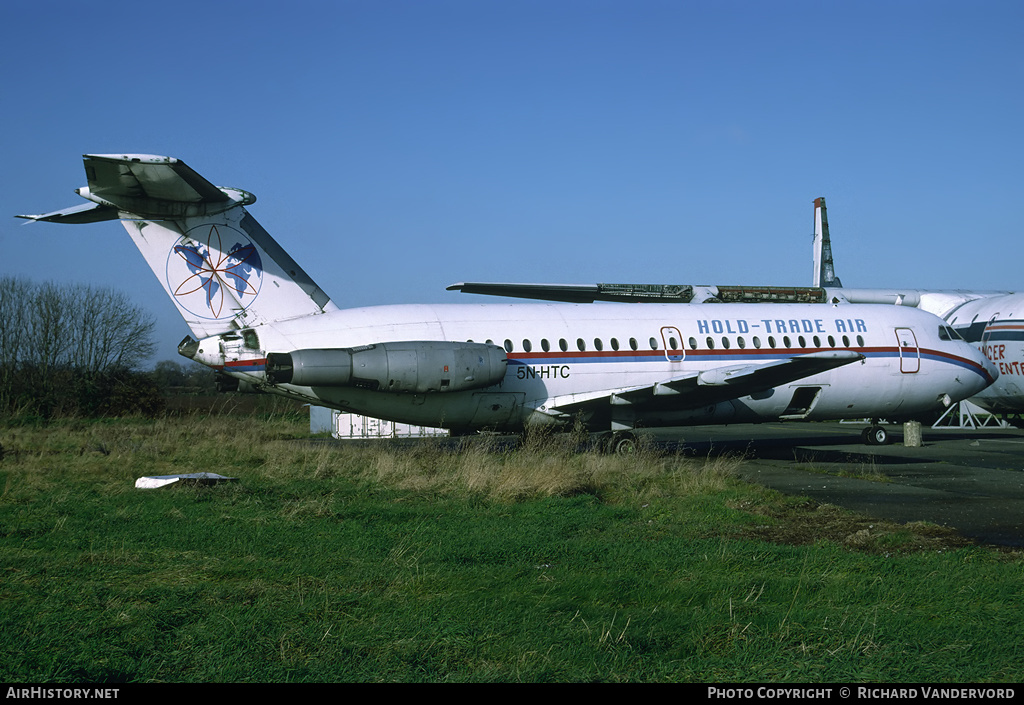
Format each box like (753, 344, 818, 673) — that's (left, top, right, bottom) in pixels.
(692, 350, 863, 390)
(548, 350, 864, 415)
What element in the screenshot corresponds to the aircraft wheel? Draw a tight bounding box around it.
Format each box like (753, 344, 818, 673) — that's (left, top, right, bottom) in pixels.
(610, 432, 638, 455)
(864, 425, 889, 446)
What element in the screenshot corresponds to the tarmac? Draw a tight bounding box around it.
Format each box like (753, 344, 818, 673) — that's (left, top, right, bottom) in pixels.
(649, 422, 1024, 548)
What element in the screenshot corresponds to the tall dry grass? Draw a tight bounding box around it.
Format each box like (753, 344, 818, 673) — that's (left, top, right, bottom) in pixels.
(1, 414, 745, 505)
(352, 430, 743, 503)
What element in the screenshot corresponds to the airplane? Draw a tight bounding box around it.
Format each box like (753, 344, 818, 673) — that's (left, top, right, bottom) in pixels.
(450, 198, 1024, 417)
(807, 197, 1024, 415)
(17, 154, 998, 451)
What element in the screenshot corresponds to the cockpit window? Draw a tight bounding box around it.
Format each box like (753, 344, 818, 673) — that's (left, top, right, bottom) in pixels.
(939, 326, 964, 341)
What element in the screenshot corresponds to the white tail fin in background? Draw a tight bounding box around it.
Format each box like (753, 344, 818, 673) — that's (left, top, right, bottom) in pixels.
(812, 197, 842, 288)
(17, 154, 337, 339)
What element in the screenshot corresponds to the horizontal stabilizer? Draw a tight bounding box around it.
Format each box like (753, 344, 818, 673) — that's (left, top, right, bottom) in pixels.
(35, 154, 259, 221)
(18, 153, 337, 339)
(16, 201, 119, 224)
(84, 154, 231, 204)
(17, 154, 243, 223)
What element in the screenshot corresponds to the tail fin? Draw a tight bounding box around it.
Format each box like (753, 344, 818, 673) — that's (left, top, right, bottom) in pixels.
(811, 197, 842, 288)
(17, 154, 337, 339)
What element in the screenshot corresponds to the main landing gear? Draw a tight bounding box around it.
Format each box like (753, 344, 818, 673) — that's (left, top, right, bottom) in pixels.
(597, 431, 639, 455)
(861, 424, 889, 446)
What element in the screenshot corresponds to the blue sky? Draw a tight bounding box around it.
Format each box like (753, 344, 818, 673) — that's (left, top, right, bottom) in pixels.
(2, 0, 1022, 363)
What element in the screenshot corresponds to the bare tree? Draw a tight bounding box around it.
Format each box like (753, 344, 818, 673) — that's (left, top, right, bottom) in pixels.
(64, 283, 155, 372)
(0, 276, 157, 414)
(0, 277, 32, 406)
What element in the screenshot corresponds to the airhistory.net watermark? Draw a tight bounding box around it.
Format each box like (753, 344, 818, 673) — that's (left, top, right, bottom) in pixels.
(6, 688, 119, 700)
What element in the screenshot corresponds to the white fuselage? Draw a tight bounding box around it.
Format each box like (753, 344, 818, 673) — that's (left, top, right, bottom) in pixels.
(941, 293, 1024, 413)
(195, 301, 997, 432)
(836, 289, 1024, 413)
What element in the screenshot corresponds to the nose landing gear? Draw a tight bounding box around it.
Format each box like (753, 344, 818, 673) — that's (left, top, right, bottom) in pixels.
(862, 424, 889, 446)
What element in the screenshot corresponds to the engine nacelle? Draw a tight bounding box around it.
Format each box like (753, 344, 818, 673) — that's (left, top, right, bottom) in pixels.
(266, 341, 507, 394)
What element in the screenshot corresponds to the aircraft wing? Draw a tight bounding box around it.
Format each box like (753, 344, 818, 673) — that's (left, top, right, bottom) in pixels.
(448, 281, 830, 304)
(447, 281, 697, 303)
(545, 350, 864, 416)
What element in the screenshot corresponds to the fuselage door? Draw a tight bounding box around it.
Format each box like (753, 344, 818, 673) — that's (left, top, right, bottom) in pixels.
(895, 327, 920, 373)
(660, 326, 685, 362)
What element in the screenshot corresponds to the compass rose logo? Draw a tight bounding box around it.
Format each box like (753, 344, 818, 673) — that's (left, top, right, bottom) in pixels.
(166, 224, 263, 320)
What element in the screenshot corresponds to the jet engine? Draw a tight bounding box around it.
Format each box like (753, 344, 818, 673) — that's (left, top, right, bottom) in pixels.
(266, 341, 507, 394)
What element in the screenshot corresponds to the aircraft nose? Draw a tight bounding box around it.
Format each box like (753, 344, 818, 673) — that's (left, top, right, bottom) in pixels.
(973, 347, 1000, 394)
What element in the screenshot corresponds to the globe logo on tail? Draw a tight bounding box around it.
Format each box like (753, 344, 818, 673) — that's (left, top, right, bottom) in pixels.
(166, 224, 263, 320)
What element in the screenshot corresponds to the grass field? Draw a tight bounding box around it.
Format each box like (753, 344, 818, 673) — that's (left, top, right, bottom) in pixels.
(2, 413, 1022, 682)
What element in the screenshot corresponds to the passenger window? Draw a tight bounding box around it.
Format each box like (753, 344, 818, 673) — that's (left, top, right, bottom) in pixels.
(842, 335, 850, 347)
(649, 337, 659, 350)
(610, 337, 620, 351)
(813, 336, 821, 347)
(721, 337, 730, 350)
(668, 336, 678, 350)
(798, 336, 806, 348)
(559, 338, 568, 352)
(629, 337, 639, 351)
(594, 338, 604, 351)
(577, 338, 586, 352)
(768, 336, 776, 349)
(783, 336, 792, 348)
(504, 339, 513, 353)
(857, 335, 865, 347)
(828, 335, 835, 347)
(738, 337, 746, 349)
(753, 336, 761, 349)
(689, 337, 698, 350)
(706, 336, 715, 350)
(541, 338, 550, 352)
(522, 339, 532, 352)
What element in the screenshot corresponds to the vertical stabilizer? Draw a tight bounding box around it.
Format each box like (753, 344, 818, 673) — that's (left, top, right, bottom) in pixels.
(812, 197, 842, 288)
(17, 154, 338, 339)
